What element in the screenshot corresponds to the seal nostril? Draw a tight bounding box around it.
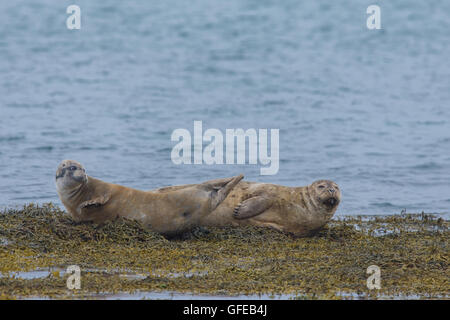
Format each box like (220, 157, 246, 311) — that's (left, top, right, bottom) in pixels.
(329, 189, 335, 194)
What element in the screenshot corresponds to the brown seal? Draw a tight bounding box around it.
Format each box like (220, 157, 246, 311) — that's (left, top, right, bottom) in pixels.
(154, 180, 341, 237)
(55, 160, 243, 236)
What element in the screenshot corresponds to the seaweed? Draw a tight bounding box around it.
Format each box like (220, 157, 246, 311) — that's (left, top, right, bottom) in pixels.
(0, 203, 448, 299)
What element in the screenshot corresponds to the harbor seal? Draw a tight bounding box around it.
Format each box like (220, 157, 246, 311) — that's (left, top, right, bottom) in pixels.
(55, 160, 243, 236)
(154, 180, 340, 237)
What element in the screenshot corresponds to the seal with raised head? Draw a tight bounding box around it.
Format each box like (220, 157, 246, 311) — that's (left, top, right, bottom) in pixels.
(55, 160, 243, 236)
(154, 180, 341, 237)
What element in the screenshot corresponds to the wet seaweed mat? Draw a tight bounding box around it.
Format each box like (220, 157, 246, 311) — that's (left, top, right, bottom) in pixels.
(0, 204, 448, 299)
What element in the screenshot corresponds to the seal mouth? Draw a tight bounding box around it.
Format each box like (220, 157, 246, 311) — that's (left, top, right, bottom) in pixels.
(323, 197, 339, 207)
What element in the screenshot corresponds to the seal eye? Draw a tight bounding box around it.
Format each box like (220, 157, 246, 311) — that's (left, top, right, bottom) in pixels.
(69, 166, 77, 171)
(318, 185, 325, 189)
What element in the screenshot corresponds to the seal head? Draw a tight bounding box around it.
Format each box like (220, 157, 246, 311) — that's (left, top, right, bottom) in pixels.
(55, 160, 87, 191)
(309, 179, 341, 210)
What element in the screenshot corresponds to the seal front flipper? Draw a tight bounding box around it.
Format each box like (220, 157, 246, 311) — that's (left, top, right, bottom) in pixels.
(233, 196, 273, 219)
(79, 193, 111, 210)
(201, 174, 244, 210)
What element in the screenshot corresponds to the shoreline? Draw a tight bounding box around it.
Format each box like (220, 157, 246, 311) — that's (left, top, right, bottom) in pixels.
(0, 203, 448, 300)
(1, 202, 449, 220)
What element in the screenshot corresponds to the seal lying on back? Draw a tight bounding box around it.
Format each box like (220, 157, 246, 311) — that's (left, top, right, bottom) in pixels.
(154, 180, 341, 237)
(55, 160, 243, 236)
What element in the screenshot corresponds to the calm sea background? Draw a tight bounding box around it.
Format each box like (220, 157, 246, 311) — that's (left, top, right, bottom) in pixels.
(0, 1, 449, 217)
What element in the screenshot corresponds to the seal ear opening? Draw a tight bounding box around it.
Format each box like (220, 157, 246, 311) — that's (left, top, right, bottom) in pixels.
(202, 174, 244, 210)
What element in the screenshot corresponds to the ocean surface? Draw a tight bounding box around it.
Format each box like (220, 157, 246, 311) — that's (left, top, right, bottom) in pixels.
(0, 0, 449, 216)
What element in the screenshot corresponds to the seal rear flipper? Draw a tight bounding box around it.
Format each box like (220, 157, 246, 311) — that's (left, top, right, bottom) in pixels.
(79, 193, 111, 210)
(202, 174, 244, 210)
(233, 196, 273, 219)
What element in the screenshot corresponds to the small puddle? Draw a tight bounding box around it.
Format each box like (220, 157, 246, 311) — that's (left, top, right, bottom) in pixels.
(333, 215, 448, 237)
(0, 268, 207, 281)
(24, 290, 441, 300)
(2, 270, 54, 280)
(101, 291, 295, 300)
(24, 291, 296, 300)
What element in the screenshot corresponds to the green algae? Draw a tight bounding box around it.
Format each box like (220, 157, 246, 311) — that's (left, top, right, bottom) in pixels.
(0, 203, 448, 300)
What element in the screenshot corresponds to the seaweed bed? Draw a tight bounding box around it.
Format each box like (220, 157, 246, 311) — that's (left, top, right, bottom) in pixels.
(0, 203, 448, 300)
